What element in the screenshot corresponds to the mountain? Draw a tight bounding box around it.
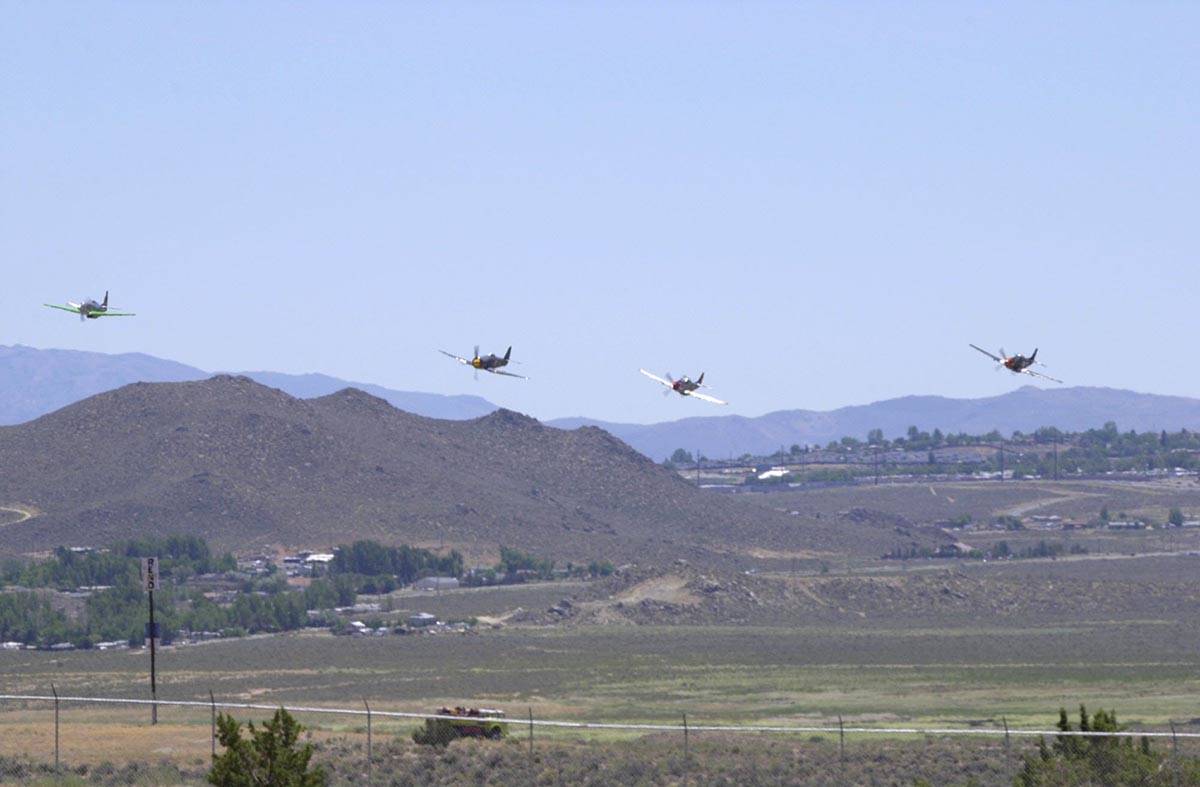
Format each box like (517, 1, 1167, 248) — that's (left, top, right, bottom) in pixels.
(0, 377, 927, 564)
(550, 387, 1200, 461)
(0, 345, 206, 425)
(236, 371, 495, 420)
(0, 345, 496, 423)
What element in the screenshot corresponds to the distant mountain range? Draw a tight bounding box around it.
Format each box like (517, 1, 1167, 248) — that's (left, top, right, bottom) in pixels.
(0, 345, 497, 424)
(548, 387, 1200, 460)
(6, 345, 1200, 462)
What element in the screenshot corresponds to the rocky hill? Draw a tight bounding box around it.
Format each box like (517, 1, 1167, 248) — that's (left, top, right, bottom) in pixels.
(0, 377, 938, 564)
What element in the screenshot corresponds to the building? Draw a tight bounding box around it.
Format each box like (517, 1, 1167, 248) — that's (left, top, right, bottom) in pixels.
(414, 576, 459, 592)
(408, 612, 438, 629)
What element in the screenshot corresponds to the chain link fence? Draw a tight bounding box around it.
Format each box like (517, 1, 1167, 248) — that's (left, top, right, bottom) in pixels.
(1, 694, 1198, 785)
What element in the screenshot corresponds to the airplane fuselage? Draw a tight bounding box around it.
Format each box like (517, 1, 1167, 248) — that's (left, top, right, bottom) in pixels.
(1004, 356, 1033, 373)
(673, 378, 699, 395)
(71, 299, 107, 319)
(472, 355, 506, 371)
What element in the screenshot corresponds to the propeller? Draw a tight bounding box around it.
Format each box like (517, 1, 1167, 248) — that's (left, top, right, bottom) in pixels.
(473, 344, 480, 360)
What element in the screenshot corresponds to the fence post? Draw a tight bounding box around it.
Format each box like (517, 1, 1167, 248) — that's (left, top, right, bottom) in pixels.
(51, 683, 59, 772)
(209, 690, 217, 760)
(682, 712, 689, 784)
(1170, 721, 1179, 787)
(1003, 716, 1010, 752)
(838, 714, 845, 765)
(363, 698, 372, 785)
(527, 706, 534, 759)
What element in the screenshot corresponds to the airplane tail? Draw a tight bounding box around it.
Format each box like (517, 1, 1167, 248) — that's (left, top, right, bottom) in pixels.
(102, 291, 109, 308)
(1030, 348, 1038, 363)
(697, 372, 705, 386)
(503, 346, 512, 361)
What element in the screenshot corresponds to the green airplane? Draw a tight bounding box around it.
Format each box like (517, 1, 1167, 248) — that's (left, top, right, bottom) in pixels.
(44, 291, 135, 321)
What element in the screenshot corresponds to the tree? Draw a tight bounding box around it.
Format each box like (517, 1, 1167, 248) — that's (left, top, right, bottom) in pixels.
(208, 708, 326, 787)
(1169, 507, 1185, 527)
(866, 428, 884, 445)
(669, 448, 694, 465)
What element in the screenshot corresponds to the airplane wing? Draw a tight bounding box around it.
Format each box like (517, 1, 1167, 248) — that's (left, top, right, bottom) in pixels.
(639, 368, 673, 389)
(1023, 369, 1063, 384)
(94, 311, 135, 317)
(43, 304, 81, 314)
(968, 344, 1002, 362)
(489, 369, 527, 379)
(686, 390, 728, 405)
(438, 350, 472, 366)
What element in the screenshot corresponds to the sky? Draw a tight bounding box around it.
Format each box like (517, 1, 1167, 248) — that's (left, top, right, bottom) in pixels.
(2, 3, 1197, 424)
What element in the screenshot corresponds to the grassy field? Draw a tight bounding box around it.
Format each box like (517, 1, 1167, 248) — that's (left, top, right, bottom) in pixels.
(3, 620, 1199, 783)
(4, 620, 1198, 729)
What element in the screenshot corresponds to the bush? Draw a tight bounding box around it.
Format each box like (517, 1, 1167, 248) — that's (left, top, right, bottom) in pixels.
(208, 708, 326, 786)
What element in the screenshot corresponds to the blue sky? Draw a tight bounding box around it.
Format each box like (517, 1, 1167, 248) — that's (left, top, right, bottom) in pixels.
(2, 3, 1196, 423)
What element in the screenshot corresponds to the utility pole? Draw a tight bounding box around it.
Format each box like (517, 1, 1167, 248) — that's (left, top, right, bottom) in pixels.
(141, 557, 159, 725)
(1053, 435, 1060, 481)
(998, 440, 1005, 483)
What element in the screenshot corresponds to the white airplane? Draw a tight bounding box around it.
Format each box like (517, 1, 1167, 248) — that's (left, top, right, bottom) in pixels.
(969, 344, 1063, 384)
(44, 291, 135, 322)
(639, 368, 727, 405)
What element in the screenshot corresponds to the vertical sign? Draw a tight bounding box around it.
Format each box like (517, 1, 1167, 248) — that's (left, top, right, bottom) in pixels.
(141, 557, 159, 592)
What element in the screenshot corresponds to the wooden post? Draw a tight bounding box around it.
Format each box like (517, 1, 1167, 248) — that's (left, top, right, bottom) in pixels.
(682, 712, 690, 784)
(838, 714, 845, 764)
(51, 683, 59, 771)
(148, 588, 157, 724)
(364, 698, 372, 784)
(527, 707, 534, 759)
(1003, 716, 1010, 751)
(209, 690, 216, 760)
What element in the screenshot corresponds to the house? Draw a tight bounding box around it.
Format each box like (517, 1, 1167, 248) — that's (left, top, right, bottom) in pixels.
(408, 612, 438, 629)
(414, 576, 459, 592)
(304, 553, 335, 575)
(95, 640, 128, 651)
(1, 641, 23, 651)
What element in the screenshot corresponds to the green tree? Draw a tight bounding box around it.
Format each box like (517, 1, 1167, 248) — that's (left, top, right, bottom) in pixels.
(1168, 507, 1185, 527)
(669, 448, 694, 465)
(208, 708, 326, 787)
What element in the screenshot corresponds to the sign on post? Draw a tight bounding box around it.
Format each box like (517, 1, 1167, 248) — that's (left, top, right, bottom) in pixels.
(141, 557, 159, 593)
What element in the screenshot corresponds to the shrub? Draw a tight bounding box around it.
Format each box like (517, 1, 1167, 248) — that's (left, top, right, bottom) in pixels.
(208, 708, 326, 786)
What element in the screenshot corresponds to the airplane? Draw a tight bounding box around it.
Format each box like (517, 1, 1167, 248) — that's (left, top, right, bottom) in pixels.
(969, 344, 1063, 383)
(44, 291, 135, 321)
(439, 345, 526, 379)
(639, 368, 728, 405)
